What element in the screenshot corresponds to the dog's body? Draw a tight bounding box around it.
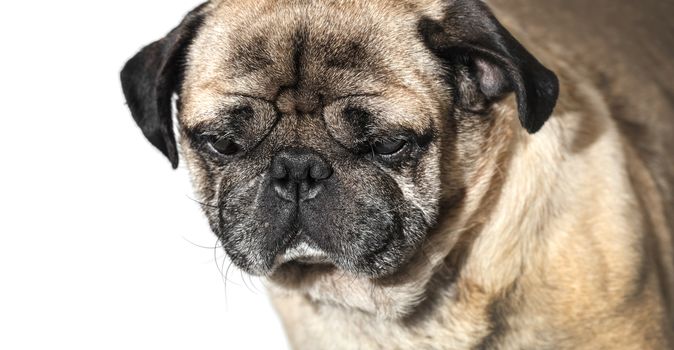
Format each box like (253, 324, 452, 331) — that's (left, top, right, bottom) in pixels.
(121, 0, 674, 348)
(272, 3, 674, 348)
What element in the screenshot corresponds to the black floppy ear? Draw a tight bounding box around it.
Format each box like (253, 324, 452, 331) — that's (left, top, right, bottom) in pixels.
(419, 0, 559, 133)
(120, 3, 209, 169)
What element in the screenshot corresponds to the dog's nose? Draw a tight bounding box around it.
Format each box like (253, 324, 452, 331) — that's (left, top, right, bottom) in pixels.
(270, 148, 333, 202)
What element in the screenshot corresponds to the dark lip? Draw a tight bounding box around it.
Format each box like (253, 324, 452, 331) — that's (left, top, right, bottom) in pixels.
(269, 238, 331, 273)
(266, 238, 338, 287)
(267, 260, 338, 288)
(264, 227, 407, 276)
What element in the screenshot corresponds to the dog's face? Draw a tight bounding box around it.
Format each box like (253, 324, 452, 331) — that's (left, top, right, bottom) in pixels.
(121, 0, 557, 311)
(179, 1, 449, 278)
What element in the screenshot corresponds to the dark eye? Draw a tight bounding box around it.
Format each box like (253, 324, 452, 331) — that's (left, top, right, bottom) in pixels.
(372, 139, 407, 155)
(229, 105, 254, 118)
(209, 137, 240, 155)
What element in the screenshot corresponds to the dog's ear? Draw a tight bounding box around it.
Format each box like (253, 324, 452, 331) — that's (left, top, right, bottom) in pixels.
(419, 0, 559, 133)
(120, 3, 209, 169)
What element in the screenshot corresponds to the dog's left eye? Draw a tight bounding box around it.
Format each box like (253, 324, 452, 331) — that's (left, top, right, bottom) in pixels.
(372, 139, 407, 155)
(208, 137, 240, 155)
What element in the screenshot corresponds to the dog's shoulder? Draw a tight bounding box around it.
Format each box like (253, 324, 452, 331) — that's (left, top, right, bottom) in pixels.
(490, 0, 674, 242)
(487, 0, 674, 183)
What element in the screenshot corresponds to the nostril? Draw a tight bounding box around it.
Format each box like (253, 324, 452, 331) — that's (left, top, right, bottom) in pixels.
(272, 179, 298, 202)
(271, 159, 289, 180)
(309, 163, 332, 181)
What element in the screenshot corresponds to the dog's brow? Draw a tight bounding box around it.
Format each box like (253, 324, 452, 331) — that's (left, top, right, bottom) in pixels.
(220, 92, 275, 104)
(331, 92, 382, 101)
(219, 92, 383, 110)
(323, 92, 383, 108)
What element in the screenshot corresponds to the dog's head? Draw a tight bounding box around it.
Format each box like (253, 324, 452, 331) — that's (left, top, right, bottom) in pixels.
(121, 0, 557, 312)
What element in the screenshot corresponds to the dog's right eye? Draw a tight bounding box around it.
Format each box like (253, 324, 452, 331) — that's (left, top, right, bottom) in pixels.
(372, 139, 407, 156)
(208, 137, 241, 156)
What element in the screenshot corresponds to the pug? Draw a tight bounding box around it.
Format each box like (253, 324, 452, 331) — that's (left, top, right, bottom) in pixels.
(120, 0, 674, 348)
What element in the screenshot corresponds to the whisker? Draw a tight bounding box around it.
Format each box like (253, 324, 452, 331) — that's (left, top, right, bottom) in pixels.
(182, 237, 222, 250)
(225, 260, 241, 287)
(240, 269, 254, 293)
(186, 195, 219, 209)
(248, 274, 262, 294)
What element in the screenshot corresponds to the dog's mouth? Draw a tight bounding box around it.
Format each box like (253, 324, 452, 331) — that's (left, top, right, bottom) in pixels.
(271, 241, 332, 271)
(268, 241, 338, 285)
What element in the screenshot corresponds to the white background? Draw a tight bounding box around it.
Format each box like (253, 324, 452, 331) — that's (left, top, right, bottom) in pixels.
(0, 1, 289, 349)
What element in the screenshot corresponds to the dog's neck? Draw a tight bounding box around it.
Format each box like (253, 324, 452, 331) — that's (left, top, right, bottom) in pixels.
(269, 69, 672, 348)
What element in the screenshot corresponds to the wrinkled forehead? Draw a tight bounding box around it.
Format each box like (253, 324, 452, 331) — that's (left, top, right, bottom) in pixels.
(181, 0, 447, 130)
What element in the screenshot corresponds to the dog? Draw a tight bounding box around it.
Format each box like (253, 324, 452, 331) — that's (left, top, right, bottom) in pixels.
(120, 0, 674, 348)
